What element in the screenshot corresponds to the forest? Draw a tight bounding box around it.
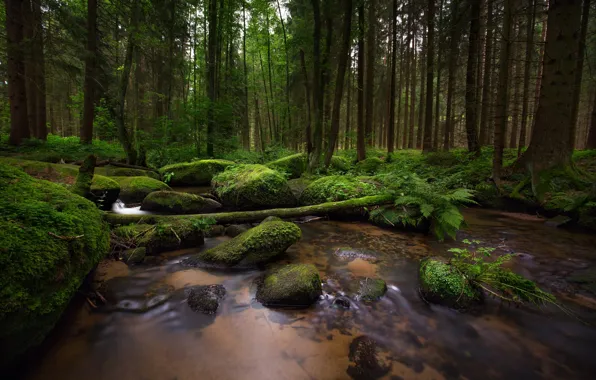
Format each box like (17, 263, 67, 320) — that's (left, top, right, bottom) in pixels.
(2, 0, 596, 379)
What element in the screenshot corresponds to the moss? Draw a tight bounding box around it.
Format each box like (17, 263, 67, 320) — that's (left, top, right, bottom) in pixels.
(212, 164, 296, 209)
(0, 164, 110, 366)
(419, 258, 483, 310)
(354, 157, 384, 175)
(0, 157, 79, 183)
(329, 155, 352, 173)
(71, 155, 97, 198)
(184, 221, 301, 267)
(287, 177, 313, 199)
(121, 247, 146, 264)
(300, 175, 382, 205)
(111, 176, 171, 203)
(353, 278, 387, 301)
(112, 219, 205, 255)
(159, 159, 234, 186)
(95, 166, 160, 180)
(266, 153, 307, 179)
(141, 191, 221, 214)
(261, 216, 283, 223)
(256, 264, 322, 307)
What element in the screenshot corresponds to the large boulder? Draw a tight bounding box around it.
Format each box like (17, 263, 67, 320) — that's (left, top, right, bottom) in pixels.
(266, 153, 307, 179)
(159, 159, 234, 186)
(140, 191, 221, 214)
(419, 258, 483, 310)
(0, 164, 110, 367)
(212, 164, 296, 209)
(299, 176, 382, 205)
(112, 219, 205, 255)
(111, 176, 171, 204)
(256, 264, 322, 307)
(183, 221, 301, 267)
(90, 175, 120, 209)
(95, 165, 160, 180)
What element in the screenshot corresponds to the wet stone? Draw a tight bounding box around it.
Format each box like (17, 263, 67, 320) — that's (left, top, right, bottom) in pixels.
(186, 284, 226, 315)
(332, 296, 351, 309)
(205, 225, 225, 237)
(353, 278, 387, 302)
(333, 247, 380, 262)
(346, 336, 391, 380)
(225, 224, 250, 237)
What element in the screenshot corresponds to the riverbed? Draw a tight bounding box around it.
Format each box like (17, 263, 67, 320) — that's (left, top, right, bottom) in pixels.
(22, 209, 596, 380)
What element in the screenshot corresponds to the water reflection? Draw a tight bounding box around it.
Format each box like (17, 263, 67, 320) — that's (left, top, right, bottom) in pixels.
(23, 210, 596, 380)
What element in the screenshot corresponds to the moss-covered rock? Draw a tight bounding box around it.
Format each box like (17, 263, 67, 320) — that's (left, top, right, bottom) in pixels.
(0, 157, 79, 183)
(287, 177, 313, 199)
(225, 224, 250, 237)
(183, 221, 301, 267)
(186, 284, 226, 315)
(90, 175, 120, 208)
(329, 155, 352, 173)
(352, 278, 387, 301)
(112, 219, 204, 255)
(0, 164, 110, 366)
(354, 157, 384, 175)
(95, 165, 160, 180)
(140, 191, 221, 214)
(299, 175, 382, 206)
(419, 258, 483, 310)
(212, 164, 296, 209)
(159, 159, 234, 186)
(266, 153, 307, 179)
(111, 176, 171, 204)
(256, 264, 322, 307)
(261, 216, 283, 224)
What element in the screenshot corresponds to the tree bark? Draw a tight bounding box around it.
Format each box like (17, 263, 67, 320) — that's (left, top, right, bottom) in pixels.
(357, 3, 366, 160)
(324, 0, 352, 166)
(444, 0, 461, 151)
(479, 0, 494, 146)
(387, 0, 398, 154)
(309, 0, 324, 169)
(433, 0, 445, 151)
(242, 3, 250, 150)
(518, 0, 536, 154)
(569, 0, 590, 150)
(206, 0, 218, 157)
(423, 0, 435, 152)
(81, 0, 97, 144)
(417, 26, 426, 149)
(588, 88, 596, 149)
(276, 0, 292, 142)
(408, 37, 416, 149)
(300, 49, 313, 154)
(465, 0, 481, 155)
(364, 0, 376, 146)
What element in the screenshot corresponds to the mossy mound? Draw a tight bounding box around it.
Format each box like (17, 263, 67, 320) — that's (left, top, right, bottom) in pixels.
(112, 219, 205, 255)
(354, 157, 384, 175)
(111, 176, 171, 204)
(256, 264, 322, 307)
(0, 157, 79, 183)
(159, 159, 234, 186)
(352, 278, 388, 301)
(419, 258, 483, 310)
(212, 164, 296, 210)
(299, 176, 382, 206)
(183, 221, 301, 267)
(140, 191, 221, 214)
(90, 175, 120, 208)
(266, 153, 307, 179)
(329, 155, 352, 172)
(0, 164, 110, 366)
(95, 165, 160, 180)
(287, 177, 314, 199)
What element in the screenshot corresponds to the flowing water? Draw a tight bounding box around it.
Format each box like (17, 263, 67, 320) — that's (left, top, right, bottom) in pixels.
(22, 209, 596, 380)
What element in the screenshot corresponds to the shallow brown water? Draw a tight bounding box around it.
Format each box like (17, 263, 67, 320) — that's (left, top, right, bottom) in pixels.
(23, 209, 596, 380)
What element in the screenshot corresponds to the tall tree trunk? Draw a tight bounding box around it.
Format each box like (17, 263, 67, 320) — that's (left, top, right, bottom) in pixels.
(364, 0, 376, 146)
(520, 0, 582, 184)
(276, 0, 292, 142)
(258, 45, 273, 143)
(588, 88, 596, 149)
(300, 49, 313, 153)
(423, 0, 435, 152)
(309, 0, 324, 169)
(206, 0, 218, 157)
(403, 31, 411, 149)
(518, 0, 536, 154)
(345, 57, 352, 149)
(324, 0, 352, 166)
(492, 0, 513, 186)
(479, 0, 494, 145)
(321, 5, 333, 151)
(242, 4, 250, 150)
(569, 0, 590, 150)
(444, 0, 461, 151)
(509, 19, 523, 149)
(31, 0, 47, 140)
(357, 3, 366, 160)
(465, 0, 481, 155)
(81, 0, 97, 144)
(408, 38, 416, 149)
(396, 35, 405, 150)
(23, 0, 36, 137)
(387, 0, 398, 154)
(417, 26, 427, 149)
(531, 16, 547, 136)
(433, 0, 445, 151)
(265, 12, 278, 141)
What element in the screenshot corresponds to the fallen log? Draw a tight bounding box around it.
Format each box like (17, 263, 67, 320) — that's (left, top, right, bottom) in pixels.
(103, 194, 394, 225)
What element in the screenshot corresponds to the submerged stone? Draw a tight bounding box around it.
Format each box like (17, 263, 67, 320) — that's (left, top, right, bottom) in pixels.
(111, 176, 171, 204)
(140, 191, 222, 214)
(346, 336, 391, 380)
(352, 278, 387, 301)
(256, 264, 322, 307)
(212, 164, 296, 209)
(159, 159, 234, 186)
(186, 284, 227, 315)
(0, 164, 110, 366)
(332, 296, 351, 309)
(418, 258, 483, 310)
(266, 153, 307, 179)
(183, 221, 301, 267)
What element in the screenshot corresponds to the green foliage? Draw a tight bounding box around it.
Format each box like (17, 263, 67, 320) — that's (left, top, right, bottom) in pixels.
(299, 175, 382, 205)
(354, 157, 384, 175)
(266, 153, 307, 179)
(448, 240, 557, 306)
(159, 159, 234, 186)
(163, 171, 175, 184)
(0, 164, 109, 365)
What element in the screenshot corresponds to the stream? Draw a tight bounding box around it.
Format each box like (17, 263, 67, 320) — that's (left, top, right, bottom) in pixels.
(21, 208, 596, 380)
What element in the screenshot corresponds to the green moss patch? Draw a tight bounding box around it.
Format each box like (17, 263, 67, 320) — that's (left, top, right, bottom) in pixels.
(256, 264, 322, 307)
(355, 157, 384, 175)
(159, 159, 234, 186)
(0, 164, 110, 366)
(184, 221, 301, 267)
(141, 191, 221, 214)
(329, 156, 352, 173)
(352, 278, 387, 301)
(95, 166, 160, 180)
(419, 258, 483, 310)
(300, 175, 382, 205)
(212, 164, 296, 209)
(111, 176, 171, 203)
(266, 153, 307, 179)
(90, 175, 120, 208)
